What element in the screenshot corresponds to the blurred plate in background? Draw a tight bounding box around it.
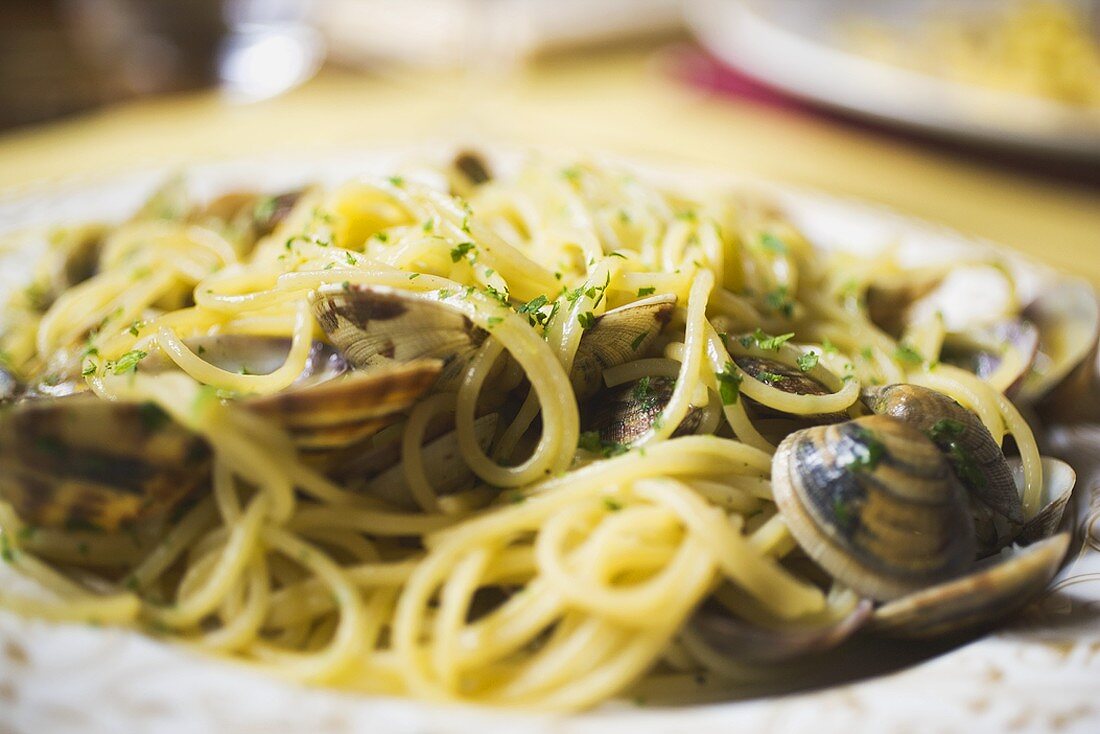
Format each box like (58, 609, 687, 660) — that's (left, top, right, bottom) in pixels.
(686, 0, 1100, 159)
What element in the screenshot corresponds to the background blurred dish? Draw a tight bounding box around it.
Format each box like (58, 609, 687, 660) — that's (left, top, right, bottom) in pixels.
(686, 0, 1100, 159)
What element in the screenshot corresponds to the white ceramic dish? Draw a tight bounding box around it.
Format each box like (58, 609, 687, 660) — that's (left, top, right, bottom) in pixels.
(1, 147, 1099, 734)
(686, 0, 1100, 160)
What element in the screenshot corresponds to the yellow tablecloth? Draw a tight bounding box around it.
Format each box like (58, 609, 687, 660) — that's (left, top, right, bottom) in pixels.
(1, 48, 1097, 282)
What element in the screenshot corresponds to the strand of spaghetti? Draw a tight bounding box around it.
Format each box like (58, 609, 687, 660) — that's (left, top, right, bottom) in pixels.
(143, 494, 266, 628)
(156, 300, 312, 393)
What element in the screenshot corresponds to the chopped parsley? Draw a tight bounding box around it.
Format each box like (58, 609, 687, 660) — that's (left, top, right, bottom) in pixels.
(483, 284, 510, 307)
(450, 241, 476, 262)
(109, 349, 147, 375)
(388, 175, 405, 188)
(895, 343, 924, 365)
(738, 328, 795, 351)
(632, 376, 662, 411)
(716, 362, 743, 405)
(637, 286, 656, 297)
(577, 311, 596, 330)
(761, 233, 788, 255)
(755, 370, 783, 385)
(578, 431, 629, 457)
(765, 287, 795, 317)
(603, 497, 624, 512)
(81, 361, 97, 377)
(487, 316, 503, 328)
(630, 331, 647, 351)
(797, 351, 819, 372)
(0, 533, 14, 563)
(843, 425, 886, 473)
(518, 295, 550, 326)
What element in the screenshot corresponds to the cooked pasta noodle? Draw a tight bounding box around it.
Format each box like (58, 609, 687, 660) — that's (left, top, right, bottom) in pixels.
(0, 152, 1057, 710)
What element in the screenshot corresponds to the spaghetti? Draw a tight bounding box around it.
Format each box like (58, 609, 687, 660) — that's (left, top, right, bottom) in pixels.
(0, 152, 1055, 710)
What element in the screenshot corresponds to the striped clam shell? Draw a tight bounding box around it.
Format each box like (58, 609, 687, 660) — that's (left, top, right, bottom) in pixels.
(863, 383, 1023, 555)
(582, 375, 703, 445)
(0, 396, 210, 531)
(772, 415, 976, 602)
(869, 533, 1069, 638)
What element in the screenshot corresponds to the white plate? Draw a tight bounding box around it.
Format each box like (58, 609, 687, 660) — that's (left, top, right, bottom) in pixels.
(1, 148, 1100, 734)
(686, 0, 1100, 160)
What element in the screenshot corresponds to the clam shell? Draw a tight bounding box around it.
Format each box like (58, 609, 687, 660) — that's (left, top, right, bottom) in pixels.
(688, 599, 872, 665)
(940, 319, 1040, 397)
(863, 383, 1023, 538)
(311, 284, 487, 387)
(735, 355, 846, 423)
(1010, 456, 1077, 544)
(246, 359, 443, 452)
(571, 294, 676, 400)
(583, 375, 703, 445)
(772, 415, 976, 601)
(1018, 279, 1100, 420)
(869, 533, 1070, 639)
(0, 396, 210, 530)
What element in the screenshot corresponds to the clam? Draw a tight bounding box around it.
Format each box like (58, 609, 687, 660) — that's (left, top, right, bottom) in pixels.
(734, 355, 847, 425)
(1018, 278, 1100, 422)
(582, 375, 705, 446)
(0, 338, 444, 530)
(0, 396, 211, 531)
(571, 294, 676, 400)
(688, 598, 872, 665)
(311, 284, 674, 396)
(1012, 456, 1076, 544)
(311, 284, 487, 388)
(194, 189, 303, 253)
(939, 319, 1040, 397)
(142, 335, 444, 454)
(869, 533, 1070, 638)
(865, 271, 944, 338)
(772, 415, 976, 601)
(862, 383, 1023, 555)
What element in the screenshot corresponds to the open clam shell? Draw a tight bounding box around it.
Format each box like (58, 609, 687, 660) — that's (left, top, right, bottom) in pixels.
(772, 415, 976, 602)
(570, 294, 676, 400)
(939, 319, 1040, 397)
(582, 375, 704, 445)
(688, 599, 872, 665)
(246, 359, 443, 452)
(311, 284, 487, 388)
(0, 396, 210, 530)
(869, 533, 1070, 639)
(1018, 278, 1100, 421)
(735, 355, 848, 424)
(1012, 456, 1077, 544)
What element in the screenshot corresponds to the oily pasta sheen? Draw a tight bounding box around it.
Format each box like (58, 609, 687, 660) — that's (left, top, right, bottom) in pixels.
(0, 153, 1045, 710)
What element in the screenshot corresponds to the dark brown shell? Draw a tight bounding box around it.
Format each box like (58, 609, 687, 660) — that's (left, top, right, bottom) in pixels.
(862, 383, 1023, 554)
(583, 376, 703, 445)
(940, 319, 1039, 397)
(0, 396, 211, 530)
(688, 599, 872, 665)
(869, 533, 1069, 638)
(772, 415, 976, 601)
(735, 355, 846, 423)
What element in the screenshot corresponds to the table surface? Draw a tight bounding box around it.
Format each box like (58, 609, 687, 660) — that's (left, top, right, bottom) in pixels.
(0, 46, 1097, 283)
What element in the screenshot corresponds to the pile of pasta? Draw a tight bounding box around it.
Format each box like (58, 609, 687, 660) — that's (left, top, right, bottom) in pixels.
(0, 153, 1041, 709)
